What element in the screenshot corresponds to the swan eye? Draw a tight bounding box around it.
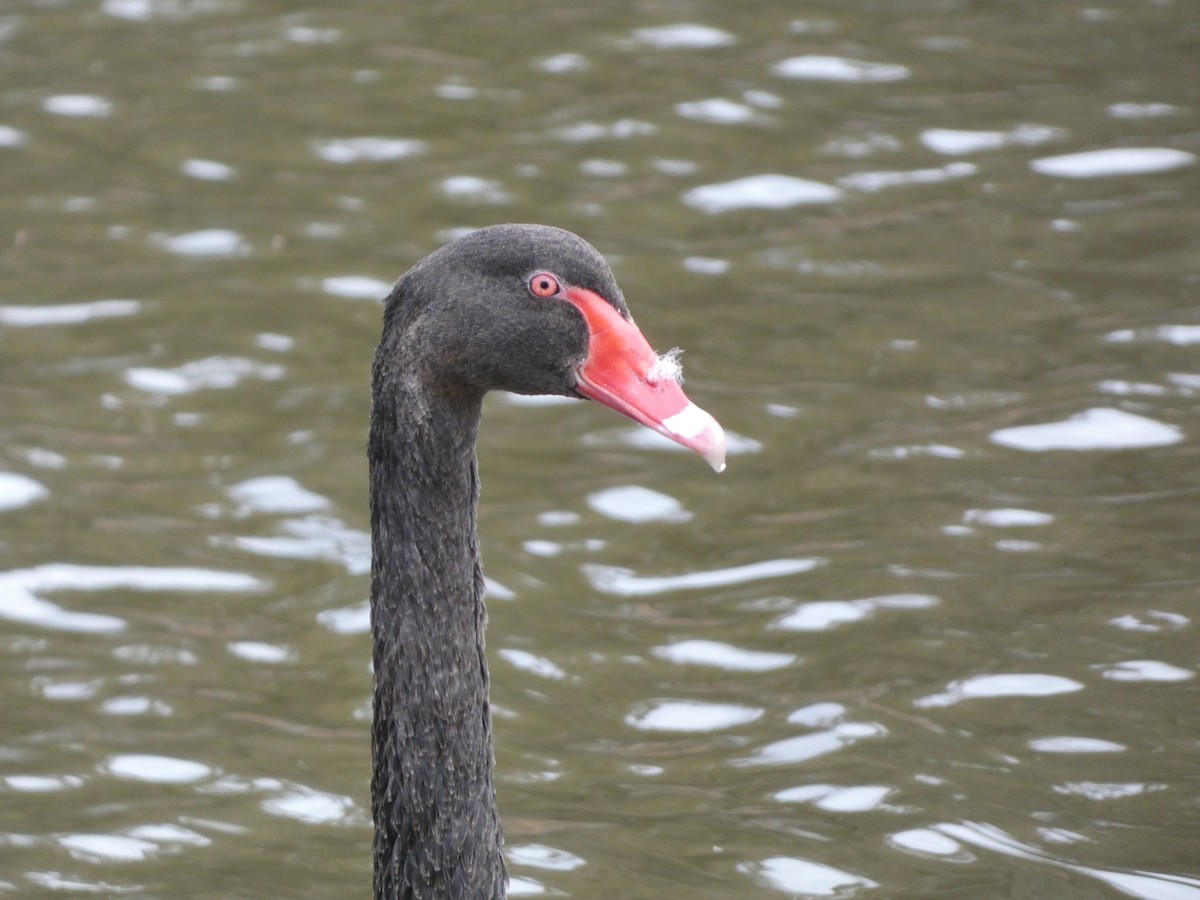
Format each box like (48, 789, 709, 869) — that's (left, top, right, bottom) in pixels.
(528, 272, 560, 298)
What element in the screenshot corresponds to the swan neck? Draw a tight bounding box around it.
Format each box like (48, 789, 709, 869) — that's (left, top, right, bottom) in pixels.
(368, 378, 506, 900)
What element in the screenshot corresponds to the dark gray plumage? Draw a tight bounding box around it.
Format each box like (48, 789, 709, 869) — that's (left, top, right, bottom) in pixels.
(367, 223, 724, 900)
(368, 225, 623, 900)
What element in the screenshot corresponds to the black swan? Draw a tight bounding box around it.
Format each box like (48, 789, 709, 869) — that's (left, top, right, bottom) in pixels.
(368, 224, 725, 899)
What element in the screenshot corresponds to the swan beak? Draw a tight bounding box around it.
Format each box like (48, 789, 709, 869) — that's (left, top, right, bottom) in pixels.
(564, 287, 727, 473)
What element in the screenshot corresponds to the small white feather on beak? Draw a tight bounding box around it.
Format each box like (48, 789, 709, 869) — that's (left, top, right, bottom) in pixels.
(647, 347, 685, 385)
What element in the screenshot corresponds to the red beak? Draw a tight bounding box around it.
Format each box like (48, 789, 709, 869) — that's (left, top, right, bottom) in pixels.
(564, 287, 726, 472)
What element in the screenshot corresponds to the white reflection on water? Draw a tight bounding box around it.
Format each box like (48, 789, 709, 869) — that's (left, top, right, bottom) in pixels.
(1028, 736, 1125, 753)
(320, 274, 393, 299)
(1099, 380, 1167, 398)
(579, 158, 627, 177)
(1053, 781, 1166, 800)
(261, 783, 362, 825)
(870, 442, 964, 460)
(32, 677, 102, 700)
(227, 515, 370, 574)
(773, 783, 893, 812)
(1108, 102, 1178, 119)
(316, 601, 370, 634)
(990, 408, 1183, 451)
(26, 872, 142, 894)
(787, 702, 846, 727)
(914, 673, 1084, 709)
(934, 820, 1200, 899)
(586, 485, 691, 523)
(103, 754, 212, 784)
(772, 54, 908, 82)
(507, 843, 586, 872)
(652, 639, 795, 672)
(1109, 610, 1188, 633)
(0, 564, 262, 633)
(553, 119, 657, 142)
(0, 124, 26, 146)
(734, 722, 887, 766)
(772, 593, 938, 632)
(255, 332, 293, 352)
(963, 508, 1054, 527)
(632, 24, 736, 49)
(311, 136, 426, 163)
(537, 52, 588, 74)
(126, 356, 284, 395)
(625, 699, 763, 732)
(1095, 660, 1194, 682)
(101, 695, 174, 716)
(180, 158, 235, 181)
(5, 774, 85, 792)
(682, 255, 730, 275)
(921, 125, 1063, 155)
(227, 641, 293, 664)
(498, 648, 566, 681)
(42, 94, 113, 117)
(1031, 147, 1195, 178)
(675, 97, 764, 126)
(838, 161, 976, 193)
(508, 876, 550, 896)
(0, 472, 48, 511)
(101, 0, 228, 21)
(154, 228, 250, 257)
(888, 827, 971, 860)
(0, 298, 140, 326)
(583, 557, 824, 596)
(127, 823, 210, 847)
(683, 174, 842, 213)
(1105, 324, 1200, 346)
(227, 476, 329, 515)
(440, 175, 512, 204)
(738, 856, 878, 895)
(59, 834, 159, 862)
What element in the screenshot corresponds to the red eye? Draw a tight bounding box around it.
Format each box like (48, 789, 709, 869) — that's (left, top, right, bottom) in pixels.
(528, 272, 560, 298)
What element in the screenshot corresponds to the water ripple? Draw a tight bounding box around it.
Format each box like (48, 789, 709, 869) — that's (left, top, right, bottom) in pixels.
(632, 24, 736, 49)
(42, 94, 113, 117)
(772, 55, 908, 82)
(102, 754, 213, 784)
(154, 228, 250, 257)
(0, 564, 262, 633)
(738, 856, 878, 895)
(0, 473, 48, 511)
(1031, 147, 1195, 178)
(583, 557, 824, 596)
(311, 136, 426, 164)
(652, 639, 795, 672)
(933, 821, 1200, 899)
(625, 699, 763, 732)
(915, 673, 1084, 708)
(0, 299, 140, 326)
(734, 722, 887, 766)
(772, 593, 938, 632)
(921, 124, 1063, 155)
(682, 174, 842, 213)
(773, 783, 893, 812)
(586, 485, 690, 523)
(990, 408, 1182, 451)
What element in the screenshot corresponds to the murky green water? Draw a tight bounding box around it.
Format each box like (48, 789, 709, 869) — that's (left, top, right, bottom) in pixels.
(2, 1, 1198, 897)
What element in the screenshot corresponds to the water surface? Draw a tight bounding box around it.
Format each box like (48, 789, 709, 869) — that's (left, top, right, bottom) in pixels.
(2, 1, 1198, 897)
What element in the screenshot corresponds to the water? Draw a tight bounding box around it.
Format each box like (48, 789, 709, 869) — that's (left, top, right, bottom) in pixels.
(2, 1, 1198, 897)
